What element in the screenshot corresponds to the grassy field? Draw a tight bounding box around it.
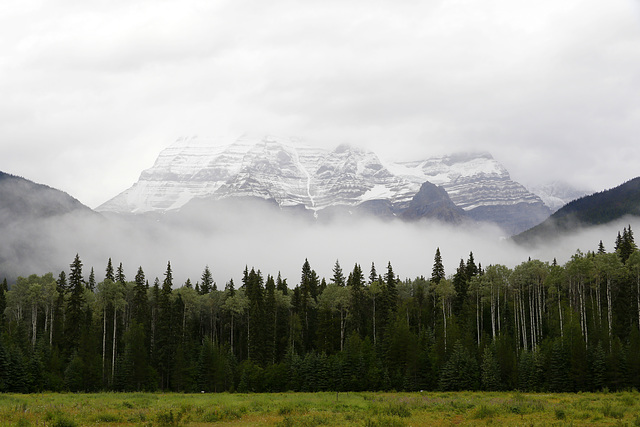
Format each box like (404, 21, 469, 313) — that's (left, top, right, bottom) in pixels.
(1, 390, 640, 426)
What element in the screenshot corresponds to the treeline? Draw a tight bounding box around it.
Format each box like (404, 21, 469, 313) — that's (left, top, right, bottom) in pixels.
(1, 227, 639, 393)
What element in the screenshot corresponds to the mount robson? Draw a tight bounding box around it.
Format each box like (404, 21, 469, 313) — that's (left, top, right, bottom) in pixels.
(3, 134, 636, 286)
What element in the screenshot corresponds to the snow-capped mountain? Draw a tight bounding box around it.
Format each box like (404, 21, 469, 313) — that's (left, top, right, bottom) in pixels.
(98, 135, 550, 234)
(528, 181, 589, 213)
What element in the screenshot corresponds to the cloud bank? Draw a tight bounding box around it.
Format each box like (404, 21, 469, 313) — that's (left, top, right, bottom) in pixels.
(1, 0, 639, 207)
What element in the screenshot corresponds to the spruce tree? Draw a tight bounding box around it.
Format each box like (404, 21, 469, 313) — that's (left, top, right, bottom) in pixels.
(369, 262, 377, 285)
(452, 259, 467, 316)
(349, 263, 366, 337)
(465, 252, 478, 278)
(116, 262, 126, 284)
(384, 261, 398, 313)
(132, 266, 148, 324)
(88, 268, 96, 291)
(332, 260, 345, 287)
(57, 271, 67, 293)
(105, 258, 115, 282)
(201, 266, 214, 294)
(439, 341, 478, 391)
(481, 346, 502, 391)
(65, 254, 85, 355)
(156, 262, 175, 389)
(431, 248, 445, 284)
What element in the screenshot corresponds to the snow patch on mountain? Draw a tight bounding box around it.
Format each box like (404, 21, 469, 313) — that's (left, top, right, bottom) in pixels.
(97, 135, 548, 232)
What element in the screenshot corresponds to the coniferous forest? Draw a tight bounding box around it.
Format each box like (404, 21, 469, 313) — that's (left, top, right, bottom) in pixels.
(1, 227, 639, 394)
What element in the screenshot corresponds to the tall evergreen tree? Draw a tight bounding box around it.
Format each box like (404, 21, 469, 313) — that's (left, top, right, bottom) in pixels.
(115, 263, 126, 284)
(452, 259, 467, 316)
(65, 254, 85, 355)
(432, 248, 445, 284)
(57, 271, 68, 293)
(332, 260, 346, 287)
(105, 258, 115, 282)
(369, 263, 377, 285)
(132, 266, 148, 324)
(201, 266, 214, 294)
(156, 262, 175, 389)
(88, 268, 96, 291)
(348, 263, 366, 337)
(384, 261, 398, 313)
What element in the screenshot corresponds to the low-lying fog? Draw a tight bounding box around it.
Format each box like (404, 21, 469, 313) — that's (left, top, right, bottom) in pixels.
(2, 200, 639, 287)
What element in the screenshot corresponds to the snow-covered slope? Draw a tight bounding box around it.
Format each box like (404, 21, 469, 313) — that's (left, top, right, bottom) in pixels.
(528, 181, 589, 213)
(97, 135, 550, 234)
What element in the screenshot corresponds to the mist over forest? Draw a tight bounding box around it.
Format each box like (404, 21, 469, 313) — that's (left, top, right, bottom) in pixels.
(2, 197, 639, 286)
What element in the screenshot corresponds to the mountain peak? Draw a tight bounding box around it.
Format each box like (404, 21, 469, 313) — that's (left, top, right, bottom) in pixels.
(97, 136, 550, 234)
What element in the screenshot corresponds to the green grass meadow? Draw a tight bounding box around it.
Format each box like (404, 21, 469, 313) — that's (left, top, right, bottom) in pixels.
(2, 390, 640, 426)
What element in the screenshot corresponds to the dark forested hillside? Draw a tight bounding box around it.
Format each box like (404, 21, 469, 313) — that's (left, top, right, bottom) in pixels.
(514, 177, 640, 244)
(0, 171, 92, 223)
(2, 227, 640, 394)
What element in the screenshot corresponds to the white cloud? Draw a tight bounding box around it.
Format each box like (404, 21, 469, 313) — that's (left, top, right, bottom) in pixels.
(0, 0, 639, 207)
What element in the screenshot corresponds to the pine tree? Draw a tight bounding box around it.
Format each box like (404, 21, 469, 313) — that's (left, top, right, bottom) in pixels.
(438, 341, 478, 391)
(348, 264, 366, 337)
(452, 259, 467, 316)
(88, 268, 96, 291)
(369, 263, 377, 285)
(156, 262, 175, 389)
(432, 248, 445, 284)
(201, 266, 214, 294)
(332, 260, 346, 287)
(65, 254, 85, 354)
(384, 261, 398, 314)
(465, 252, 478, 278)
(598, 240, 606, 255)
(115, 263, 126, 284)
(481, 346, 502, 391)
(619, 226, 637, 263)
(132, 267, 148, 324)
(590, 342, 606, 391)
(105, 258, 115, 282)
(57, 271, 67, 293)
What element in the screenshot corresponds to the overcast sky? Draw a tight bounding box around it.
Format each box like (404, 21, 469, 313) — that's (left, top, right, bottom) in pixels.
(1, 0, 639, 208)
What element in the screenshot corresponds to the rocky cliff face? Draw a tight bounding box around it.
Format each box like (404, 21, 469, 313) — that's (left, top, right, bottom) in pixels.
(97, 135, 550, 234)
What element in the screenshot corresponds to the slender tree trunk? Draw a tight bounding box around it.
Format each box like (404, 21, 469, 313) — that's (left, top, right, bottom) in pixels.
(340, 309, 345, 352)
(558, 291, 564, 339)
(514, 292, 519, 349)
(230, 313, 234, 355)
(31, 303, 37, 348)
(607, 275, 613, 351)
(50, 303, 54, 346)
(476, 289, 480, 347)
(273, 306, 278, 365)
(102, 307, 107, 383)
(442, 298, 447, 353)
(529, 285, 536, 349)
(372, 296, 376, 346)
(520, 293, 528, 351)
(497, 284, 502, 335)
(112, 308, 117, 384)
(490, 285, 496, 341)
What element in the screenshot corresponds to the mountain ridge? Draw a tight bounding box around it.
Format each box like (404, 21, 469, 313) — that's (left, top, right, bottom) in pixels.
(97, 135, 550, 234)
(513, 177, 640, 244)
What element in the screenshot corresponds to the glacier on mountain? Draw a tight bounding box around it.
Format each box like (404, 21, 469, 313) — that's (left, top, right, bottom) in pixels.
(97, 135, 550, 234)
